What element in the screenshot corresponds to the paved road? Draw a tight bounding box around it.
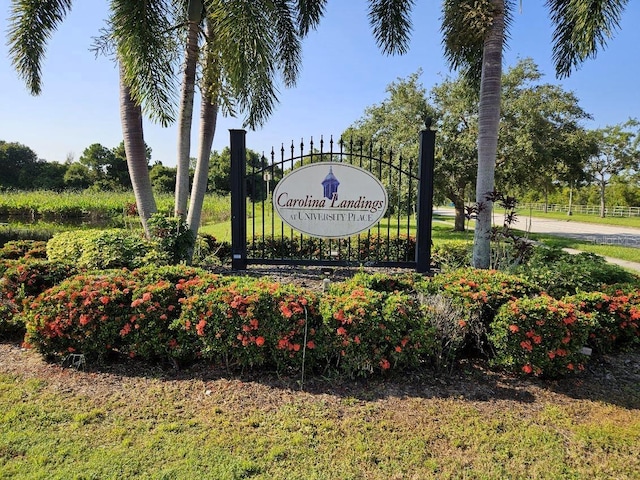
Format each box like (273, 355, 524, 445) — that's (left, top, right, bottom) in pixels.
(433, 208, 640, 272)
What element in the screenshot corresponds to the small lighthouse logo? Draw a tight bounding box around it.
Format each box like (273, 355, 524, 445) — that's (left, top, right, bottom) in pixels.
(321, 165, 340, 200)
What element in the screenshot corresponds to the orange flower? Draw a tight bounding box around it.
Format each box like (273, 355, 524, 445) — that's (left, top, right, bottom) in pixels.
(508, 324, 519, 333)
(379, 358, 391, 370)
(522, 364, 533, 374)
(306, 340, 315, 349)
(520, 340, 533, 352)
(196, 319, 207, 336)
(255, 336, 265, 347)
(337, 327, 347, 336)
(458, 320, 467, 328)
(142, 292, 152, 302)
(100, 296, 110, 305)
(292, 343, 301, 352)
(395, 346, 402, 353)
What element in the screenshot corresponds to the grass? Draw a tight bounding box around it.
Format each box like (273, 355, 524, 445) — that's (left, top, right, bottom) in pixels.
(1, 352, 639, 480)
(514, 208, 640, 229)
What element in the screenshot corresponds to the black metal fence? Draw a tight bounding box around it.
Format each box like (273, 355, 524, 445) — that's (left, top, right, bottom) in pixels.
(230, 129, 435, 272)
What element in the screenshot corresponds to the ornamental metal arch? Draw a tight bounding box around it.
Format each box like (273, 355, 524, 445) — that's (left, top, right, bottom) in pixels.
(229, 128, 435, 273)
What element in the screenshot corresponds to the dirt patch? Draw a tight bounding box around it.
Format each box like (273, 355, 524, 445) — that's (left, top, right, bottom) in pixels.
(1, 342, 638, 412)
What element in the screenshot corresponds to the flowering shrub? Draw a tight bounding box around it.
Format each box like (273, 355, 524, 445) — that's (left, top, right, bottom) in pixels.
(0, 259, 77, 339)
(416, 268, 540, 351)
(24, 273, 139, 361)
(489, 295, 594, 377)
(320, 286, 431, 377)
(21, 265, 227, 364)
(566, 291, 640, 354)
(175, 278, 322, 371)
(0, 240, 47, 260)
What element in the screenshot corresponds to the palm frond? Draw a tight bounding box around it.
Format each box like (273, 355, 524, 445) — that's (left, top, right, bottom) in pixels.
(296, 0, 327, 36)
(7, 0, 73, 95)
(441, 0, 514, 85)
(270, 0, 302, 87)
(367, 0, 415, 55)
(110, 0, 178, 126)
(547, 0, 629, 78)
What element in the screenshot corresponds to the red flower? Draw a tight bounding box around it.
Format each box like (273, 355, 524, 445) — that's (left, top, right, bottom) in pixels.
(196, 319, 207, 336)
(520, 340, 533, 352)
(79, 314, 90, 326)
(522, 364, 533, 374)
(395, 346, 402, 353)
(458, 320, 467, 328)
(100, 296, 110, 305)
(508, 324, 519, 333)
(379, 358, 391, 370)
(142, 292, 152, 302)
(255, 336, 265, 347)
(336, 327, 347, 336)
(306, 340, 315, 349)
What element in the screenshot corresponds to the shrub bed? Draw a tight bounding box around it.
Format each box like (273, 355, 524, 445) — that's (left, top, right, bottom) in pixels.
(489, 295, 594, 377)
(2, 258, 638, 379)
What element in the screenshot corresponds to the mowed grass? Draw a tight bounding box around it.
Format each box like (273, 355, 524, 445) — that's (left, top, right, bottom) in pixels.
(202, 207, 640, 264)
(1, 360, 639, 480)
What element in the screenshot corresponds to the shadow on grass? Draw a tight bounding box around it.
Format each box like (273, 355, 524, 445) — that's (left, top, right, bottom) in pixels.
(7, 339, 637, 411)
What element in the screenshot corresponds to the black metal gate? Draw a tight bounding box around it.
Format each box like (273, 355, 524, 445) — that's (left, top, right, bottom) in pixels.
(230, 128, 435, 272)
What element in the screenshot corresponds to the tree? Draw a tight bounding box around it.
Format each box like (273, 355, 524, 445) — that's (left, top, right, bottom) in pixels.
(439, 0, 630, 267)
(176, 0, 327, 248)
(344, 60, 592, 232)
(150, 163, 177, 193)
(63, 162, 93, 190)
(585, 120, 640, 217)
(7, 0, 175, 236)
(496, 59, 594, 203)
(0, 141, 39, 189)
(79, 143, 116, 182)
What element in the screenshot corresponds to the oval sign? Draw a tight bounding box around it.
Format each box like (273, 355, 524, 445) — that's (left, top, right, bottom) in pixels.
(272, 162, 388, 238)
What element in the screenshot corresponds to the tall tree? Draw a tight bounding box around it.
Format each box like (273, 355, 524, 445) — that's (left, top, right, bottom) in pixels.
(585, 120, 640, 217)
(175, 0, 327, 246)
(7, 0, 175, 235)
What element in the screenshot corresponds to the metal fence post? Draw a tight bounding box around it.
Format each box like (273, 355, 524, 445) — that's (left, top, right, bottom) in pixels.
(230, 129, 247, 270)
(416, 121, 435, 273)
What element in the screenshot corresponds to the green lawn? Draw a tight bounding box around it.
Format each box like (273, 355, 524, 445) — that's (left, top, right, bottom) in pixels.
(1, 349, 638, 480)
(202, 208, 640, 264)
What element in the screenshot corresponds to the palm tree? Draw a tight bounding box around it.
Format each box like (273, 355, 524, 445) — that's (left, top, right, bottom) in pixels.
(7, 0, 176, 236)
(174, 0, 327, 244)
(367, 0, 629, 268)
(445, 0, 629, 267)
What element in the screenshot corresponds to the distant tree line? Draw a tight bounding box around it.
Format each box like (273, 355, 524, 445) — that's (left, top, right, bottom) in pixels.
(0, 140, 280, 202)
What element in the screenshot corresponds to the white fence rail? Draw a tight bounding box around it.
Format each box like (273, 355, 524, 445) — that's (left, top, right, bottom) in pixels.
(523, 204, 640, 218)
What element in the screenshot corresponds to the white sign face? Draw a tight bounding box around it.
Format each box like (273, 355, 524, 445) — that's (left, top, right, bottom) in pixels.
(272, 162, 388, 238)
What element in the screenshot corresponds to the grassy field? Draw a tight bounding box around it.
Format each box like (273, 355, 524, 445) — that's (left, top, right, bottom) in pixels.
(201, 206, 640, 264)
(1, 344, 638, 480)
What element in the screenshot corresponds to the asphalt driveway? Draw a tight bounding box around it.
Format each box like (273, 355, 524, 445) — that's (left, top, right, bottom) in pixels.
(433, 208, 640, 272)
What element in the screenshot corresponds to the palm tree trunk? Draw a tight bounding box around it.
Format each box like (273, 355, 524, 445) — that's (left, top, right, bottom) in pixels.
(472, 0, 505, 269)
(174, 18, 200, 219)
(186, 92, 218, 242)
(119, 63, 157, 238)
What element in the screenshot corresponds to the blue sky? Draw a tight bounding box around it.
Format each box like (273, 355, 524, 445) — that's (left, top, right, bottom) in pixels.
(1, 1, 639, 166)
